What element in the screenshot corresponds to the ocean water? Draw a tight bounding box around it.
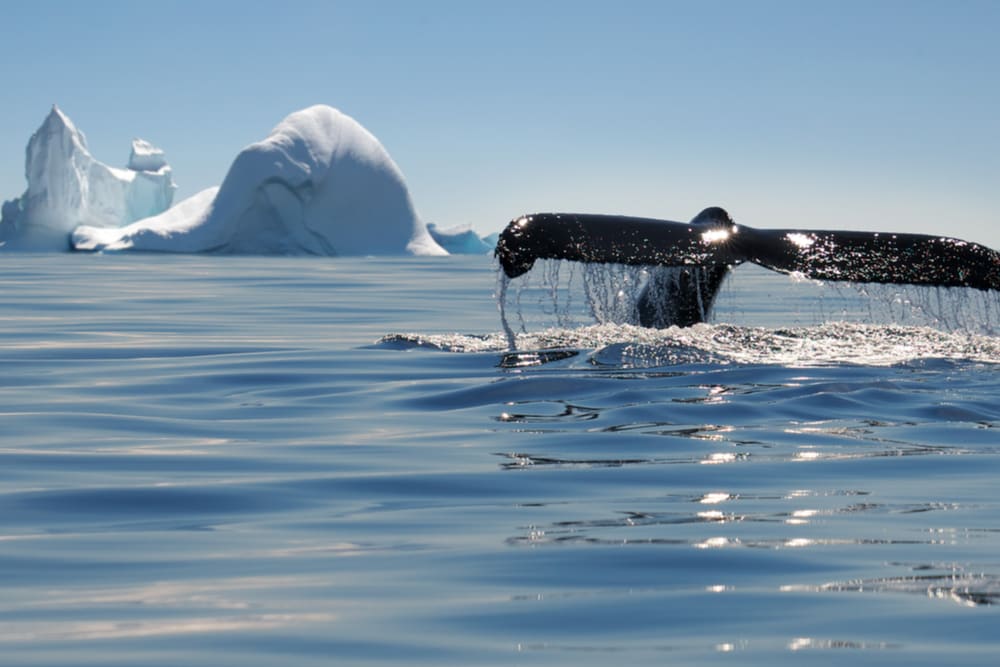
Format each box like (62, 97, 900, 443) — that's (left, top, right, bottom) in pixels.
(1, 253, 999, 666)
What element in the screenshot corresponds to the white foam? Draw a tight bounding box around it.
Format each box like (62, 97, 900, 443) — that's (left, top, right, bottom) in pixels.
(380, 321, 1000, 367)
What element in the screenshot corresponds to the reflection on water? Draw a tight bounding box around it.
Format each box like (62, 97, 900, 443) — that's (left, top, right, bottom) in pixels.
(2, 575, 341, 641)
(503, 488, 971, 551)
(785, 569, 1000, 608)
(787, 637, 900, 651)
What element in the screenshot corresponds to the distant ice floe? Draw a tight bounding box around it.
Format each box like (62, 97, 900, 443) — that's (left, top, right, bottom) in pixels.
(72, 105, 446, 256)
(426, 222, 496, 254)
(0, 106, 176, 250)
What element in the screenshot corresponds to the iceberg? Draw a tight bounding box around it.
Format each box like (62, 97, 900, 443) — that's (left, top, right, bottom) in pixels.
(426, 222, 495, 254)
(128, 138, 168, 172)
(0, 106, 176, 250)
(73, 105, 446, 256)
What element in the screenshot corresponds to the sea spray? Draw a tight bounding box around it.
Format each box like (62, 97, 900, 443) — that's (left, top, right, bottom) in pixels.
(497, 257, 1000, 337)
(839, 283, 1000, 336)
(496, 271, 517, 351)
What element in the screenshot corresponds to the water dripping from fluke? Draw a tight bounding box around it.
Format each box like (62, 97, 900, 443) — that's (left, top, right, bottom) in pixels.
(493, 207, 1000, 335)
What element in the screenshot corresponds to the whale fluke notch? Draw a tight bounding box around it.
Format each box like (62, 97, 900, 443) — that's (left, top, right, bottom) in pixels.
(495, 207, 1000, 328)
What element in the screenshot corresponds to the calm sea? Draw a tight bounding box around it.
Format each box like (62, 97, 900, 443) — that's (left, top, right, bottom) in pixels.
(1, 253, 998, 666)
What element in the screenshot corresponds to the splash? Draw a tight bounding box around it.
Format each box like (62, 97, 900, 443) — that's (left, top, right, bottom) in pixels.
(381, 258, 1000, 365)
(840, 282, 1000, 336)
(378, 321, 1000, 367)
(497, 259, 681, 345)
(496, 259, 1000, 345)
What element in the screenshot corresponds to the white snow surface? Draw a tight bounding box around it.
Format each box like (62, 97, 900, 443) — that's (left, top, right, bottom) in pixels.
(73, 105, 446, 256)
(0, 106, 176, 250)
(426, 222, 494, 254)
(72, 186, 220, 252)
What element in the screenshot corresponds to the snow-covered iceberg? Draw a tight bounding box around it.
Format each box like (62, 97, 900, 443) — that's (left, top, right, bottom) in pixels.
(73, 105, 445, 256)
(426, 222, 496, 254)
(0, 106, 176, 250)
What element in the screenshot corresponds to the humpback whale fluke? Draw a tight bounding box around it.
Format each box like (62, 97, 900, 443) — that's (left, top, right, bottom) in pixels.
(495, 207, 1000, 328)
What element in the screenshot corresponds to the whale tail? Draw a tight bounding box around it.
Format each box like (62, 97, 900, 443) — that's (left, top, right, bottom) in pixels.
(495, 207, 1000, 328)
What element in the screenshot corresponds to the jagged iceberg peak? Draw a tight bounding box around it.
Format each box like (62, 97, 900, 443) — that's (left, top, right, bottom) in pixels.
(23, 106, 88, 206)
(0, 105, 177, 251)
(26, 106, 85, 186)
(73, 104, 446, 256)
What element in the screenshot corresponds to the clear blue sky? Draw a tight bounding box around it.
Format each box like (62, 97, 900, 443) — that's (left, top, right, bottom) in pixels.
(2, 0, 997, 246)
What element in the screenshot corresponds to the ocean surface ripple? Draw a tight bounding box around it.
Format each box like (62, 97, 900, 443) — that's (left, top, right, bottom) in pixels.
(1, 254, 998, 666)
